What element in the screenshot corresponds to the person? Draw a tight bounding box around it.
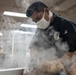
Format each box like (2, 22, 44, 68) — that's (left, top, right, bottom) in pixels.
(26, 1, 76, 64)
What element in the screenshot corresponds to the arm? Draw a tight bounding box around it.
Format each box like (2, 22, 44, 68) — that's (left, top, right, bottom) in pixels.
(56, 19, 76, 68)
(59, 17, 76, 58)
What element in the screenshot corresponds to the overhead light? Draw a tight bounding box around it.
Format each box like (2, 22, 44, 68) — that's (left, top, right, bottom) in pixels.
(0, 33, 3, 36)
(24, 32, 35, 35)
(21, 24, 37, 28)
(14, 30, 35, 35)
(3, 11, 27, 18)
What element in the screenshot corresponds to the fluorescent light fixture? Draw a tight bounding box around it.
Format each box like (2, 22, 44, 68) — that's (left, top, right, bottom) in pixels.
(21, 24, 37, 28)
(0, 33, 3, 36)
(3, 11, 27, 18)
(14, 30, 35, 35)
(24, 32, 35, 35)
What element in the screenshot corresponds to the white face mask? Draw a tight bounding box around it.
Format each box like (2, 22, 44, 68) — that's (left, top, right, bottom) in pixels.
(36, 11, 52, 29)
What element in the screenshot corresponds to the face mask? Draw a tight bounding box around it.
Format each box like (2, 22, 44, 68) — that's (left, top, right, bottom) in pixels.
(36, 11, 52, 29)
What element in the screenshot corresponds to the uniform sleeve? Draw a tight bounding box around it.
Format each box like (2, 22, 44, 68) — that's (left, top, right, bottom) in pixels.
(61, 18, 76, 52)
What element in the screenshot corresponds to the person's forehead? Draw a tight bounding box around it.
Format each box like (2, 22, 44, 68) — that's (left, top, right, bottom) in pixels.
(32, 11, 40, 16)
(31, 11, 43, 17)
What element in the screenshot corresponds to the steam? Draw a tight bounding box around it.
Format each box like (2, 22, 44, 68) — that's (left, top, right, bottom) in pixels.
(27, 25, 76, 75)
(28, 26, 69, 70)
(0, 1, 75, 75)
(1, 30, 33, 69)
(0, 13, 75, 75)
(15, 0, 30, 12)
(0, 14, 33, 69)
(0, 14, 21, 30)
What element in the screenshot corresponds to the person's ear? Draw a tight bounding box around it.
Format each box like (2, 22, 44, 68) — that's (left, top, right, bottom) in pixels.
(44, 8, 50, 15)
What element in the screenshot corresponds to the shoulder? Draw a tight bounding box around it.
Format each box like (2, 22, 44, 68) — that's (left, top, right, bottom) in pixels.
(55, 14, 76, 31)
(56, 14, 76, 26)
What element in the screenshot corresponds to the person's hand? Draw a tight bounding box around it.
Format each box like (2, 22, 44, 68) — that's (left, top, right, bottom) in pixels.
(68, 63, 76, 75)
(63, 52, 74, 59)
(67, 52, 74, 58)
(59, 52, 74, 63)
(57, 52, 75, 72)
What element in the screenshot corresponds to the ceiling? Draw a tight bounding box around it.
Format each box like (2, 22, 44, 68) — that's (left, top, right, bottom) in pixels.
(0, 0, 76, 30)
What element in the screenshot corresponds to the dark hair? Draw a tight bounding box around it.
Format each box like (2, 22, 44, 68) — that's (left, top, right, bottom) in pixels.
(26, 1, 48, 17)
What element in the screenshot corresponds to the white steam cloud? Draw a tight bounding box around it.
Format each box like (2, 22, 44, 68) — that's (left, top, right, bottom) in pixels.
(0, 1, 75, 75)
(0, 14, 33, 69)
(28, 26, 69, 71)
(15, 0, 30, 12)
(0, 14, 21, 30)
